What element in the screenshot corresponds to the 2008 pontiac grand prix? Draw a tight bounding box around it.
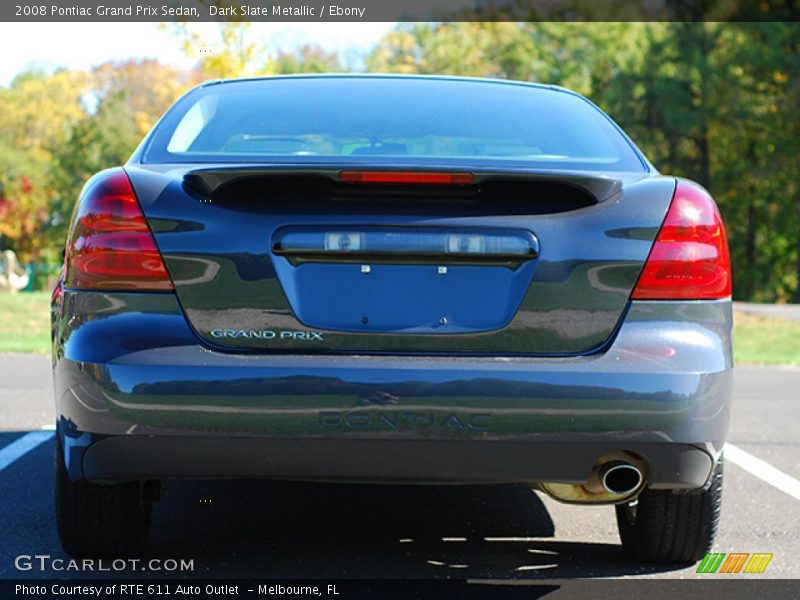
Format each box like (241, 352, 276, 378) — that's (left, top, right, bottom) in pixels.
(51, 75, 732, 562)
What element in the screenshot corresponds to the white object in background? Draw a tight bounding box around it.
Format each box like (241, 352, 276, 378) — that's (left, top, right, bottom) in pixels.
(0, 249, 30, 293)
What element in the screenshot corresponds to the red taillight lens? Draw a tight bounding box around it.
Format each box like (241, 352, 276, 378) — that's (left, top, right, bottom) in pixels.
(632, 180, 731, 300)
(64, 169, 173, 291)
(339, 170, 473, 185)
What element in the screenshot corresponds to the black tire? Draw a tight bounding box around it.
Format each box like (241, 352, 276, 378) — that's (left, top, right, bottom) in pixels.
(55, 436, 152, 557)
(616, 456, 723, 564)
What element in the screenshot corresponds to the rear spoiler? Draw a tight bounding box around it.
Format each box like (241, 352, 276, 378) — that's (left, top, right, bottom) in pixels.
(183, 167, 625, 207)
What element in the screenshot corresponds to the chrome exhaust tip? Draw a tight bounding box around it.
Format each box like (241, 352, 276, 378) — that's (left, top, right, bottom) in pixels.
(538, 455, 647, 505)
(601, 462, 643, 496)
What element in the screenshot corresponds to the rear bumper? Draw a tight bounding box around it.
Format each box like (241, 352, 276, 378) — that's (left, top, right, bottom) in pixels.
(82, 437, 714, 490)
(53, 292, 733, 488)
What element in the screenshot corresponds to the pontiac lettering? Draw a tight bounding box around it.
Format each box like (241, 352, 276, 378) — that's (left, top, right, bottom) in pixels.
(319, 411, 491, 432)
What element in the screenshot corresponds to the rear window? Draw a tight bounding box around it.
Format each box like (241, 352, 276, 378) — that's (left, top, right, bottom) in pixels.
(144, 77, 645, 172)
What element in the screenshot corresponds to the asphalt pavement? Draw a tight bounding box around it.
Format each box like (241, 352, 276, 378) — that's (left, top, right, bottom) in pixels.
(0, 355, 798, 580)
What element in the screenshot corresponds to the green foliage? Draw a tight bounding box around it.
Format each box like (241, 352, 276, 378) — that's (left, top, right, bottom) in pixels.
(0, 60, 197, 268)
(0, 28, 343, 287)
(167, 23, 343, 78)
(50, 60, 197, 250)
(273, 44, 343, 74)
(0, 69, 90, 262)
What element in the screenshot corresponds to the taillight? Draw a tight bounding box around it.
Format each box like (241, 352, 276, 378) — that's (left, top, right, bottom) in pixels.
(64, 169, 173, 291)
(632, 180, 731, 300)
(51, 268, 64, 305)
(339, 170, 473, 185)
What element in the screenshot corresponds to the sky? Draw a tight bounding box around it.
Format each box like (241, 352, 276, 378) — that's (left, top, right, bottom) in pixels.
(0, 22, 395, 85)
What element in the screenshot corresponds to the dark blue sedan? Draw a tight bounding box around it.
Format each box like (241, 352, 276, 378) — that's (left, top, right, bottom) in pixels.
(51, 75, 732, 563)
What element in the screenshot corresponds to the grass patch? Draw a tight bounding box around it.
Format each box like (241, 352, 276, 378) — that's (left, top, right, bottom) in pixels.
(733, 311, 800, 366)
(2, 291, 799, 366)
(0, 291, 50, 354)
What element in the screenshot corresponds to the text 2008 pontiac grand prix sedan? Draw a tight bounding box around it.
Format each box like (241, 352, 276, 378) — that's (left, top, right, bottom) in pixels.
(51, 75, 732, 562)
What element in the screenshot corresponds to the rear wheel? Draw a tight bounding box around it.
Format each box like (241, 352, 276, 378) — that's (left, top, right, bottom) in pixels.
(616, 456, 723, 564)
(55, 436, 152, 557)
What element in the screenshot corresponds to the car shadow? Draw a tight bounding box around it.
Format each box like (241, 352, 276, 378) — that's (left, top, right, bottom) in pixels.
(150, 479, 687, 579)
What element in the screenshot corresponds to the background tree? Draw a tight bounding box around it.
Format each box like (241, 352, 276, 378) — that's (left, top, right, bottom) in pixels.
(0, 69, 89, 262)
(49, 60, 201, 252)
(170, 23, 343, 79)
(273, 44, 342, 74)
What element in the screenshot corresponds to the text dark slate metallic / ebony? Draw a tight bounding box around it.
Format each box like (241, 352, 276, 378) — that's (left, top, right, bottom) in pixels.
(51, 75, 733, 563)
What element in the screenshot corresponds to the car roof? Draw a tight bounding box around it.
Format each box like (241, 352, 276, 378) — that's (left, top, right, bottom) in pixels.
(198, 73, 579, 97)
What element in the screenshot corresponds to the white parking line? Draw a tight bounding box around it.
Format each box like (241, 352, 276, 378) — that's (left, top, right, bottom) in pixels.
(0, 431, 54, 471)
(725, 442, 800, 501)
(483, 537, 543, 542)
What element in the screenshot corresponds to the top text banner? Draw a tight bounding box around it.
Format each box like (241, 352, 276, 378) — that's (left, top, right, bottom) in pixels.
(3, 0, 798, 22)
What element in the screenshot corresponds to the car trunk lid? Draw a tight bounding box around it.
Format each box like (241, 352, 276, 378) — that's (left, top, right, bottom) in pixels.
(126, 164, 675, 355)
